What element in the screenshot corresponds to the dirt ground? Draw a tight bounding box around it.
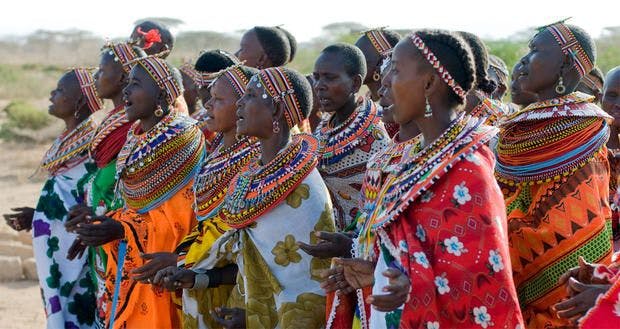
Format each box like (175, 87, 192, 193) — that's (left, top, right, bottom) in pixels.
(0, 141, 52, 328)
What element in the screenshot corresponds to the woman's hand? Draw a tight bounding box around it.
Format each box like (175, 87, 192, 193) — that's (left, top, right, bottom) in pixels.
(65, 204, 94, 233)
(3, 207, 34, 231)
(554, 277, 611, 323)
(211, 307, 246, 329)
(334, 257, 375, 289)
(367, 268, 410, 312)
(320, 266, 354, 294)
(298, 231, 353, 259)
(132, 252, 178, 284)
(74, 216, 124, 247)
(153, 266, 196, 291)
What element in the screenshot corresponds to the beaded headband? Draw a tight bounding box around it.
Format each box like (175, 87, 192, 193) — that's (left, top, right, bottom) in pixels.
(179, 62, 200, 86)
(363, 28, 393, 55)
(216, 64, 250, 98)
(196, 71, 219, 88)
(580, 70, 603, 92)
(544, 22, 594, 79)
(410, 33, 467, 100)
(254, 67, 303, 128)
(130, 56, 182, 106)
(102, 41, 141, 73)
(72, 68, 104, 113)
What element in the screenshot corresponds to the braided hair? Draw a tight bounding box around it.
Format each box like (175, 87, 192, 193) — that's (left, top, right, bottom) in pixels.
(276, 26, 298, 62)
(414, 29, 476, 105)
(456, 31, 496, 94)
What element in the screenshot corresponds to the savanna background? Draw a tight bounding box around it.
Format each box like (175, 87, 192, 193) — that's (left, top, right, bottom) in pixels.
(0, 17, 619, 328)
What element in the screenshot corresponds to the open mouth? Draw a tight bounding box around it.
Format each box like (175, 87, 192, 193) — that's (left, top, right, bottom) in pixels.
(123, 96, 133, 108)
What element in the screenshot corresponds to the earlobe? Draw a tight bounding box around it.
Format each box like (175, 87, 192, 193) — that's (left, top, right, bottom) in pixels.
(352, 75, 363, 93)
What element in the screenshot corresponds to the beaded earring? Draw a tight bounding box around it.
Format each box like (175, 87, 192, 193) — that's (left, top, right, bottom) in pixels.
(154, 105, 164, 117)
(424, 96, 433, 118)
(272, 120, 280, 133)
(555, 76, 566, 94)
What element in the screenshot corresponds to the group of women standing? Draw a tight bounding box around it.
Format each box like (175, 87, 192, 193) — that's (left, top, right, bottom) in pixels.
(4, 18, 620, 329)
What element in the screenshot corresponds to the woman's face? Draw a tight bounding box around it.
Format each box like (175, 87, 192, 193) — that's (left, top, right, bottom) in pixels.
(389, 40, 428, 125)
(515, 30, 565, 98)
(312, 52, 357, 113)
(510, 61, 539, 106)
(204, 78, 239, 134)
(602, 69, 620, 128)
(235, 29, 265, 69)
(122, 65, 161, 122)
(49, 72, 82, 120)
(235, 77, 275, 139)
(94, 52, 125, 100)
(378, 59, 396, 124)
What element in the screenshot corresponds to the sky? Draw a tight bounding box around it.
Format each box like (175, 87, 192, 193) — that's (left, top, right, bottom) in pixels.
(1, 0, 618, 42)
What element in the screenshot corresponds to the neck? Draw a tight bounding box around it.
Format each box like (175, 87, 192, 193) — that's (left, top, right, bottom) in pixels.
(366, 82, 380, 101)
(111, 92, 124, 109)
(63, 117, 81, 132)
(398, 120, 421, 142)
(332, 97, 358, 126)
(415, 104, 458, 148)
(608, 126, 620, 149)
(259, 129, 291, 165)
(221, 129, 238, 149)
(140, 114, 162, 132)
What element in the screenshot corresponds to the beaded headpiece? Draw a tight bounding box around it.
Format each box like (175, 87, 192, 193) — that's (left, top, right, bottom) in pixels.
(72, 68, 103, 113)
(179, 62, 200, 86)
(363, 28, 393, 55)
(580, 69, 603, 92)
(410, 33, 467, 100)
(254, 67, 304, 128)
(216, 64, 251, 98)
(102, 41, 141, 73)
(541, 20, 594, 79)
(130, 55, 182, 106)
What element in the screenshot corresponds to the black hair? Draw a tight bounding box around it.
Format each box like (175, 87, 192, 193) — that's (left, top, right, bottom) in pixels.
(280, 67, 313, 119)
(194, 49, 240, 73)
(588, 66, 604, 85)
(566, 24, 597, 66)
(320, 43, 368, 80)
(253, 26, 291, 67)
(276, 26, 297, 62)
(414, 29, 476, 105)
(134, 20, 174, 52)
(456, 31, 496, 94)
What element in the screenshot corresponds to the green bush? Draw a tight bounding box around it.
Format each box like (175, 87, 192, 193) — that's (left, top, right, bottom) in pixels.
(3, 100, 50, 130)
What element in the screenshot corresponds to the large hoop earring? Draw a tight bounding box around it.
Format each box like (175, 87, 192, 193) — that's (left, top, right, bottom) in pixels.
(373, 71, 381, 82)
(154, 105, 164, 117)
(424, 96, 433, 118)
(555, 76, 566, 95)
(272, 120, 280, 133)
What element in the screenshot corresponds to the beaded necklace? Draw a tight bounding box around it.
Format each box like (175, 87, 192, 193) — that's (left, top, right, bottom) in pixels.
(496, 92, 612, 186)
(219, 134, 319, 228)
(470, 97, 510, 126)
(41, 118, 97, 176)
(356, 114, 496, 257)
(116, 111, 205, 213)
(89, 105, 129, 155)
(315, 98, 379, 168)
(194, 135, 259, 220)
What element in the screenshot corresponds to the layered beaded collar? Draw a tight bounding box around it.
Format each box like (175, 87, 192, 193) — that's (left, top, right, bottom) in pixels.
(504, 92, 612, 124)
(41, 118, 97, 176)
(194, 135, 259, 221)
(470, 97, 512, 127)
(219, 133, 319, 228)
(315, 98, 380, 168)
(90, 104, 130, 155)
(116, 111, 205, 213)
(357, 114, 496, 248)
(496, 92, 611, 186)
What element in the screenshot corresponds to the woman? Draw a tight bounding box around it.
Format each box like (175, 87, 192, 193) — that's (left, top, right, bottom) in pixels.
(313, 43, 389, 230)
(154, 64, 260, 329)
(64, 41, 144, 328)
(179, 62, 200, 116)
(74, 56, 205, 329)
(487, 54, 509, 100)
(354, 28, 401, 102)
(495, 21, 613, 328)
(192, 49, 240, 144)
(129, 20, 174, 57)
(331, 30, 523, 328)
(165, 67, 336, 328)
(235, 26, 294, 69)
(4, 68, 103, 328)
